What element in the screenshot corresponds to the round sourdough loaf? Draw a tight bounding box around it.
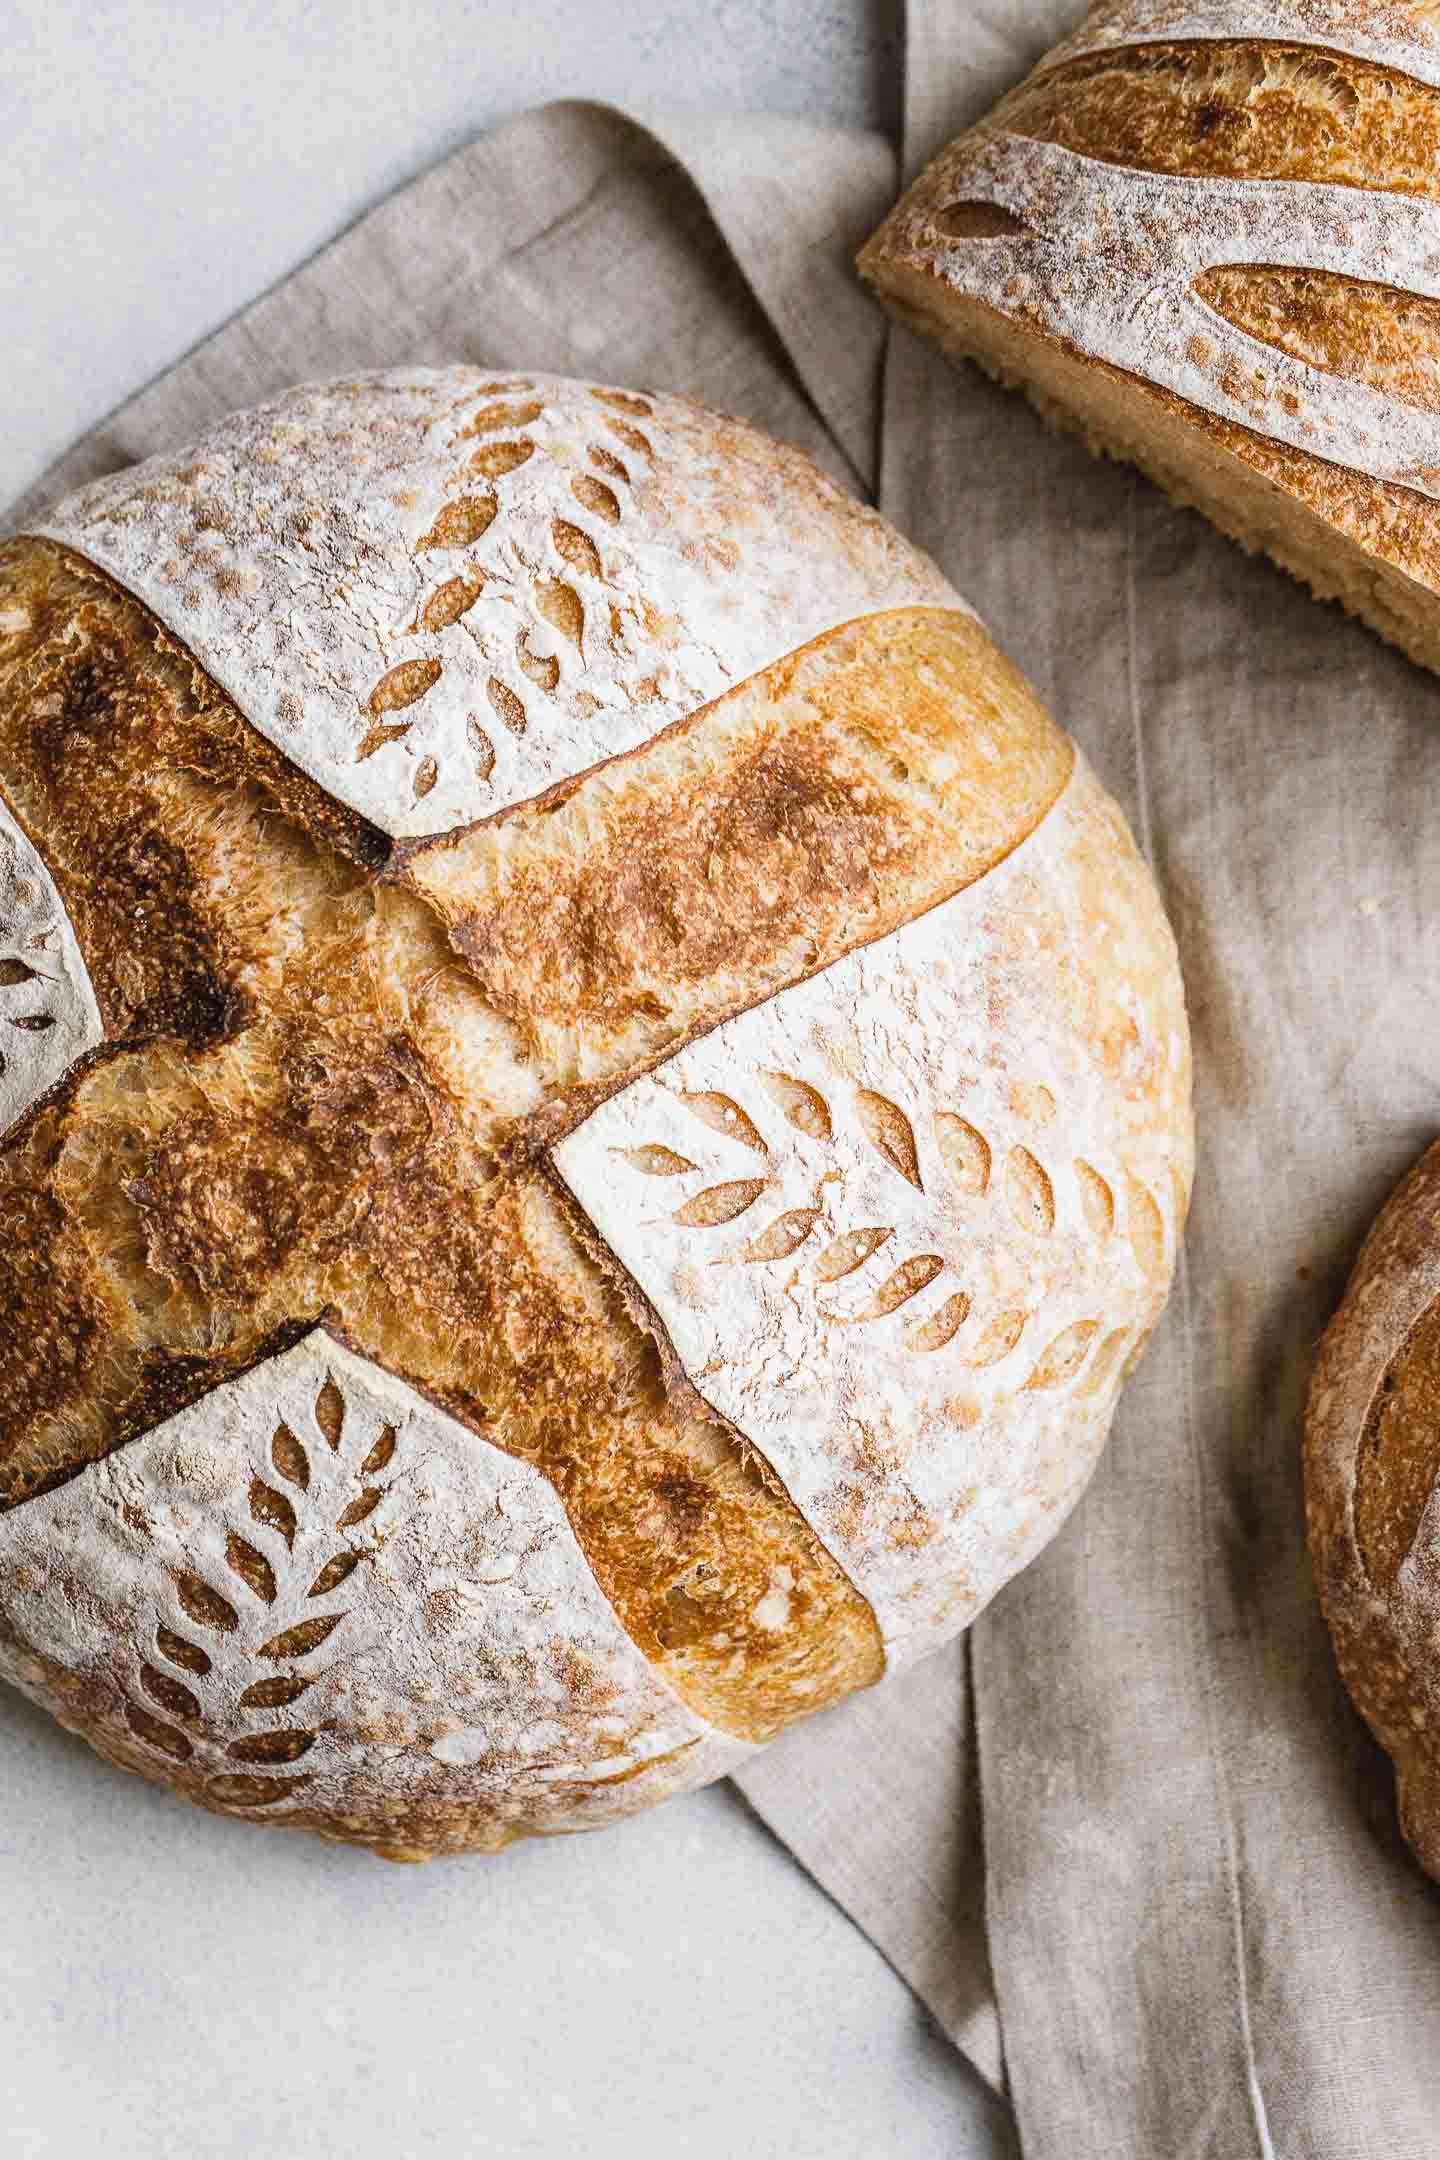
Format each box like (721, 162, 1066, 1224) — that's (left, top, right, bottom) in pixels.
(1308, 1142, 1440, 1880)
(0, 368, 1192, 1860)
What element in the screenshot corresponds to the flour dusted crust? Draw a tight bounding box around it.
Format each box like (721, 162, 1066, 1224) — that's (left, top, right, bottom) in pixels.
(1307, 1143, 1440, 1881)
(860, 1, 1440, 668)
(556, 755, 1190, 1661)
(0, 1333, 750, 1859)
(34, 370, 951, 843)
(0, 370, 1192, 1857)
(0, 789, 102, 1136)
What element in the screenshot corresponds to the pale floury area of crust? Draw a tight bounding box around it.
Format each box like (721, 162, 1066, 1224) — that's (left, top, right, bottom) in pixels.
(0, 1332, 753, 1839)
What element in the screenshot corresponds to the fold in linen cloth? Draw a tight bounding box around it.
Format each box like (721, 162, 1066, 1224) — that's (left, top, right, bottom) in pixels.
(11, 8, 1440, 2153)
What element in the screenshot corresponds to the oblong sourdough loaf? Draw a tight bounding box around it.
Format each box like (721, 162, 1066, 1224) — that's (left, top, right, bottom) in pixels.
(0, 369, 1192, 1860)
(1307, 1143, 1440, 1880)
(861, 1, 1440, 672)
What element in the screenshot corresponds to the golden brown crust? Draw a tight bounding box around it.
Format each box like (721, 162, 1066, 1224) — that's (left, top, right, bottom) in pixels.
(1307, 1141, 1440, 1881)
(1001, 37, 1440, 200)
(406, 608, 1072, 1090)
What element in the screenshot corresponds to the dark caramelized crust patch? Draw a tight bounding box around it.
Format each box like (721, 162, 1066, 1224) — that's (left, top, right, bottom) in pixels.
(0, 538, 385, 1037)
(405, 607, 1072, 1085)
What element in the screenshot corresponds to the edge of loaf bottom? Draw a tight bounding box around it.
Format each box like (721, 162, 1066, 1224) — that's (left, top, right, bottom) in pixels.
(862, 265, 1440, 681)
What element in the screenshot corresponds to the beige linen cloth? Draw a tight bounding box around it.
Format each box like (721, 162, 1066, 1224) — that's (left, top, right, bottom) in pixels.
(11, 3, 1440, 2151)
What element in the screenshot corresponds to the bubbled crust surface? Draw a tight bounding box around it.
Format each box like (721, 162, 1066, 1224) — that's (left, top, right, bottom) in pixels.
(860, 2, 1440, 637)
(1307, 1141, 1440, 1882)
(32, 369, 953, 844)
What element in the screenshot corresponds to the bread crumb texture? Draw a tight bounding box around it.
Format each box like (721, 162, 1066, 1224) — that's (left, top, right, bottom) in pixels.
(861, 1, 1440, 673)
(0, 371, 1191, 1857)
(1307, 1140, 1440, 1882)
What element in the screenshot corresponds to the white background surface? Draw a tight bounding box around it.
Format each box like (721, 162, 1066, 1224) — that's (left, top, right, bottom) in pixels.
(0, 4, 1014, 2156)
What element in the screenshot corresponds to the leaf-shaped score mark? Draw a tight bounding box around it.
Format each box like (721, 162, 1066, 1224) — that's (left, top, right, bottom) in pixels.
(368, 656, 441, 715)
(0, 957, 40, 986)
(680, 1091, 768, 1155)
(240, 1675, 314, 1712)
(227, 1731, 316, 1766)
(538, 579, 584, 648)
(315, 1376, 345, 1450)
(336, 1489, 384, 1531)
(488, 677, 528, 736)
(935, 1113, 991, 1196)
(419, 573, 484, 632)
(850, 1254, 944, 1322)
(1006, 1147, 1055, 1236)
(967, 1308, 1027, 1368)
(457, 397, 544, 440)
(760, 1072, 832, 1141)
(673, 1179, 768, 1228)
(857, 1090, 923, 1190)
(1025, 1319, 1099, 1391)
(125, 1701, 192, 1762)
(738, 1209, 820, 1264)
(1079, 1326, 1133, 1400)
(139, 1663, 201, 1724)
(416, 493, 497, 550)
(1126, 1174, 1166, 1283)
(250, 1468, 297, 1555)
(1075, 1160, 1115, 1239)
(259, 1613, 345, 1663)
(619, 1145, 697, 1177)
(271, 1422, 310, 1489)
(9, 1013, 56, 1032)
(174, 1571, 239, 1634)
(553, 518, 603, 579)
(361, 1427, 397, 1478)
(908, 1291, 972, 1353)
(156, 1626, 211, 1677)
(572, 473, 622, 525)
(469, 717, 496, 783)
(226, 1534, 278, 1605)
(469, 436, 535, 480)
(516, 628, 560, 692)
(813, 1226, 893, 1283)
(308, 1551, 362, 1599)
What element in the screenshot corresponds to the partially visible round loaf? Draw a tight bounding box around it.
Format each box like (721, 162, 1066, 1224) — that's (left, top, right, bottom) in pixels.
(0, 368, 1192, 1859)
(1308, 1141, 1440, 1879)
